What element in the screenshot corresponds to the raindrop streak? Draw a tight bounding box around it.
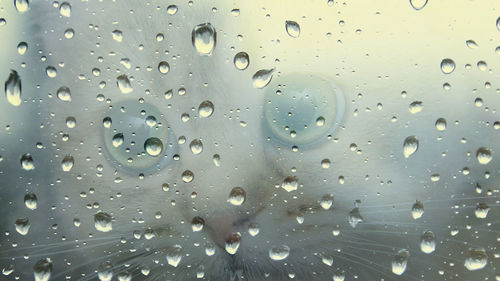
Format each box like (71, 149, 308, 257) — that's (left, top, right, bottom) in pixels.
(403, 136, 419, 158)
(252, 68, 275, 89)
(440, 58, 455, 74)
(285, 20, 300, 38)
(234, 52, 250, 70)
(192, 23, 216, 56)
(409, 0, 428, 10)
(56, 86, 72, 102)
(269, 245, 290, 261)
(476, 147, 492, 165)
(94, 212, 113, 232)
(116, 75, 133, 94)
(198, 100, 214, 117)
(14, 0, 29, 13)
(59, 2, 71, 17)
(4, 70, 22, 106)
(33, 258, 52, 281)
(144, 137, 163, 157)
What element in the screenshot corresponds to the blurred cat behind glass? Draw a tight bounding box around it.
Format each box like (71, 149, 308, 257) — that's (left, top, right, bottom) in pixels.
(0, 0, 499, 280)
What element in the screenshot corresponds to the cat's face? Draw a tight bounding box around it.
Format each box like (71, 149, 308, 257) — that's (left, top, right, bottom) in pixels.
(0, 0, 499, 280)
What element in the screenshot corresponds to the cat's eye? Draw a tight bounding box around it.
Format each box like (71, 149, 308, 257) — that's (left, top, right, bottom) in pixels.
(102, 100, 174, 175)
(264, 74, 345, 146)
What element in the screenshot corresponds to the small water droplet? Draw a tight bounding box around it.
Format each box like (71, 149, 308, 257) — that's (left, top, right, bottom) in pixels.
(411, 200, 424, 219)
(475, 202, 490, 219)
(64, 28, 74, 39)
(440, 58, 455, 74)
(189, 139, 203, 154)
(112, 133, 124, 148)
(56, 86, 72, 102)
(45, 66, 57, 78)
(320, 194, 333, 210)
(24, 193, 37, 210)
(59, 2, 71, 17)
(409, 101, 423, 114)
(167, 5, 178, 15)
(20, 153, 35, 170)
(476, 147, 492, 165)
(17, 42, 28, 55)
(158, 61, 170, 74)
(61, 155, 74, 172)
(213, 154, 221, 167)
(285, 20, 300, 38)
(420, 231, 436, 254)
(248, 223, 260, 236)
(192, 23, 216, 56)
(4, 70, 22, 106)
(14, 0, 30, 13)
(348, 208, 363, 228)
(112, 30, 123, 42)
(435, 118, 447, 131)
(198, 100, 214, 117)
(94, 212, 113, 232)
(403, 136, 419, 158)
(464, 248, 487, 271)
(321, 158, 331, 169)
(252, 68, 274, 89)
(144, 137, 163, 157)
(116, 75, 133, 94)
(228, 187, 246, 206)
(497, 17, 500, 31)
(234, 52, 249, 70)
(269, 245, 290, 261)
(392, 249, 409, 275)
(409, 0, 428, 10)
(466, 40, 478, 49)
(33, 258, 52, 281)
(191, 216, 205, 232)
(145, 116, 157, 127)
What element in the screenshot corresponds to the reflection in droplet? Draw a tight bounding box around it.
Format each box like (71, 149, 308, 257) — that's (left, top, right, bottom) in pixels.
(435, 118, 447, 131)
(198, 100, 214, 117)
(252, 68, 274, 89)
(59, 2, 71, 17)
(282, 176, 298, 192)
(182, 170, 194, 183)
(112, 30, 123, 42)
(464, 248, 487, 271)
(476, 147, 492, 165)
(94, 212, 113, 232)
(144, 137, 163, 157)
(475, 202, 490, 219)
(228, 187, 246, 206)
(14, 0, 30, 13)
(112, 133, 124, 148)
(191, 216, 205, 232)
(189, 139, 203, 154)
(116, 75, 133, 94)
(408, 101, 423, 114)
(225, 233, 241, 255)
(5, 70, 22, 106)
(17, 42, 28, 55)
(440, 58, 455, 74)
(403, 136, 419, 158)
(166, 245, 182, 267)
(269, 245, 290, 261)
(192, 23, 216, 56)
(15, 218, 30, 235)
(411, 200, 424, 219)
(61, 155, 74, 172)
(20, 153, 35, 170)
(158, 61, 170, 74)
(167, 5, 178, 15)
(409, 0, 428, 10)
(285, 20, 300, 38)
(56, 86, 72, 102)
(234, 52, 250, 70)
(46, 66, 57, 78)
(24, 193, 37, 210)
(33, 258, 52, 281)
(392, 250, 409, 275)
(97, 261, 113, 281)
(420, 231, 436, 254)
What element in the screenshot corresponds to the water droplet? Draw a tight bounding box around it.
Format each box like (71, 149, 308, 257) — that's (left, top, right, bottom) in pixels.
(285, 20, 300, 38)
(4, 70, 22, 106)
(269, 245, 290, 261)
(333, 270, 345, 281)
(440, 58, 455, 74)
(61, 155, 74, 172)
(205, 243, 216, 256)
(198, 100, 214, 117)
(466, 40, 478, 49)
(158, 61, 170, 74)
(182, 170, 194, 183)
(408, 101, 423, 114)
(411, 200, 424, 219)
(33, 258, 52, 281)
(282, 176, 298, 192)
(64, 28, 74, 39)
(117, 271, 131, 281)
(316, 116, 325, 126)
(24, 193, 37, 210)
(17, 42, 28, 55)
(116, 75, 133, 94)
(497, 17, 500, 31)
(94, 212, 113, 232)
(409, 0, 428, 10)
(167, 5, 178, 15)
(166, 245, 182, 267)
(475, 202, 490, 219)
(464, 248, 487, 271)
(2, 264, 14, 275)
(320, 194, 333, 210)
(225, 233, 241, 255)
(112, 133, 124, 148)
(103, 117, 112, 128)
(403, 136, 419, 158)
(59, 2, 71, 17)
(228, 187, 246, 206)
(97, 262, 113, 281)
(475, 147, 492, 165)
(144, 137, 163, 157)
(56, 86, 71, 102)
(392, 249, 409, 275)
(348, 208, 363, 228)
(20, 153, 34, 170)
(252, 68, 274, 89)
(320, 253, 334, 266)
(321, 158, 331, 169)
(14, 0, 29, 13)
(45, 66, 57, 78)
(111, 30, 123, 42)
(420, 231, 436, 254)
(15, 218, 30, 235)
(248, 223, 260, 236)
(477, 60, 487, 71)
(192, 23, 216, 56)
(189, 139, 203, 154)
(65, 116, 76, 128)
(234, 52, 249, 70)
(191, 216, 205, 232)
(435, 118, 447, 131)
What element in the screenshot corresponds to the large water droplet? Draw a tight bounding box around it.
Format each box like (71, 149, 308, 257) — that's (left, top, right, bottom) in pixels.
(409, 0, 427, 10)
(17, 42, 28, 55)
(158, 61, 170, 74)
(234, 52, 249, 70)
(61, 155, 74, 172)
(476, 147, 492, 165)
(15, 218, 30, 235)
(111, 30, 123, 42)
(408, 101, 423, 114)
(144, 137, 163, 157)
(116, 75, 133, 94)
(182, 170, 194, 183)
(198, 100, 214, 117)
(464, 248, 487, 271)
(20, 153, 35, 170)
(285, 20, 300, 38)
(411, 200, 424, 219)
(440, 58, 455, 74)
(14, 0, 29, 13)
(435, 118, 447, 131)
(97, 262, 113, 281)
(420, 231, 436, 254)
(392, 250, 409, 275)
(348, 208, 363, 228)
(282, 176, 298, 192)
(189, 139, 203, 154)
(112, 133, 124, 148)
(192, 23, 216, 56)
(228, 187, 246, 206)
(269, 245, 290, 261)
(475, 202, 490, 219)
(166, 245, 182, 267)
(167, 5, 178, 15)
(5, 70, 22, 106)
(403, 136, 419, 158)
(191, 216, 205, 232)
(94, 212, 113, 232)
(59, 2, 71, 17)
(252, 68, 274, 89)
(33, 258, 52, 281)
(24, 193, 37, 210)
(56, 86, 72, 102)
(225, 233, 241, 255)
